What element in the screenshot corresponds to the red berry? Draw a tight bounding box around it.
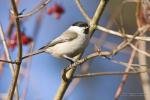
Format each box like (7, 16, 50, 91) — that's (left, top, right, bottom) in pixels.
(22, 35, 29, 45)
(8, 39, 17, 49)
(10, 31, 33, 46)
(21, 34, 33, 45)
(47, 8, 54, 15)
(53, 3, 64, 14)
(47, 3, 64, 19)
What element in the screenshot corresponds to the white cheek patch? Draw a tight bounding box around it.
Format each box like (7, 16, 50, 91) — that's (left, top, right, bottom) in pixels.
(68, 26, 85, 34)
(84, 26, 89, 29)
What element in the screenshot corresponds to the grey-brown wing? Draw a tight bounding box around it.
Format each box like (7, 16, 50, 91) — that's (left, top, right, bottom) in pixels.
(39, 31, 78, 49)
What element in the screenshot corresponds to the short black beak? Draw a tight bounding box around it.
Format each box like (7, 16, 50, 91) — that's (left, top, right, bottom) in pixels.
(84, 26, 89, 34)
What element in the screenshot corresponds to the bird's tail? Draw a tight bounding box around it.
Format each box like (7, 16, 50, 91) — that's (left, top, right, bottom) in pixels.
(22, 49, 45, 60)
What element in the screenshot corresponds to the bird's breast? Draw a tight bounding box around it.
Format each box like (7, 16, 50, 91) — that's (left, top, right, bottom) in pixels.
(45, 34, 89, 58)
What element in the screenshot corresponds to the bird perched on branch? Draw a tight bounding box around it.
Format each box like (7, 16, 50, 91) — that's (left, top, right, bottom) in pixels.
(22, 21, 90, 63)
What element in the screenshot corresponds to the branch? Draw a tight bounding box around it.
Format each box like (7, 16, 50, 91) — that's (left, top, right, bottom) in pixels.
(74, 69, 150, 78)
(65, 48, 147, 73)
(0, 59, 17, 64)
(0, 24, 19, 99)
(6, 0, 19, 38)
(107, 57, 146, 69)
(89, 0, 109, 37)
(136, 1, 150, 100)
(138, 41, 150, 100)
(8, 0, 22, 99)
(130, 43, 150, 57)
(115, 43, 137, 100)
(96, 25, 150, 41)
(18, 0, 52, 18)
(0, 24, 17, 65)
(109, 25, 149, 55)
(75, 0, 91, 22)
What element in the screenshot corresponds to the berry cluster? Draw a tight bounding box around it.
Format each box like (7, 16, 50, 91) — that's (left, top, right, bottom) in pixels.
(47, 3, 64, 19)
(8, 32, 33, 49)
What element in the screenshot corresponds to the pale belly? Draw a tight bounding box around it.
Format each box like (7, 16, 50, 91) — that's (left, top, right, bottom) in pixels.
(45, 36, 89, 58)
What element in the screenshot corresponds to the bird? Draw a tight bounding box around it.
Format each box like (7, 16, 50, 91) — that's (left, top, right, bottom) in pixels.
(22, 21, 90, 63)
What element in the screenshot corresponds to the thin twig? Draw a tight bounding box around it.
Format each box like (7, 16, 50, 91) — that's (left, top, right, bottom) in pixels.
(66, 49, 146, 72)
(96, 25, 150, 41)
(74, 69, 150, 78)
(110, 25, 149, 55)
(107, 57, 146, 68)
(6, 17, 15, 38)
(89, 0, 109, 37)
(0, 59, 17, 64)
(115, 43, 137, 100)
(18, 0, 52, 18)
(130, 43, 150, 57)
(75, 0, 91, 22)
(0, 24, 19, 99)
(6, 0, 19, 37)
(8, 0, 22, 99)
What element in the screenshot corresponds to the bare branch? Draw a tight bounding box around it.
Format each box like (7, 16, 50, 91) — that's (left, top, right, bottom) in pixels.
(96, 25, 150, 41)
(0, 59, 17, 64)
(8, 0, 22, 99)
(136, 1, 150, 99)
(115, 43, 137, 99)
(75, 0, 91, 22)
(18, 0, 52, 18)
(0, 24, 19, 99)
(89, 0, 109, 37)
(74, 69, 150, 78)
(130, 43, 150, 57)
(108, 58, 147, 69)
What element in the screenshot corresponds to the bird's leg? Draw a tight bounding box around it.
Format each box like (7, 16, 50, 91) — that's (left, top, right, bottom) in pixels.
(62, 55, 75, 81)
(63, 55, 75, 63)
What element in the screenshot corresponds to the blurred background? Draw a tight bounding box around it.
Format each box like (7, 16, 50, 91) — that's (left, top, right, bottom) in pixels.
(0, 0, 146, 100)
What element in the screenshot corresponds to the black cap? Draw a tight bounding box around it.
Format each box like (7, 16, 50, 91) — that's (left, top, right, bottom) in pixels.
(72, 21, 88, 27)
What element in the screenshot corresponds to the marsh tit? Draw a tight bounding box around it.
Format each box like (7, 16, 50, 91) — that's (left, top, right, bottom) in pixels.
(23, 21, 90, 62)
